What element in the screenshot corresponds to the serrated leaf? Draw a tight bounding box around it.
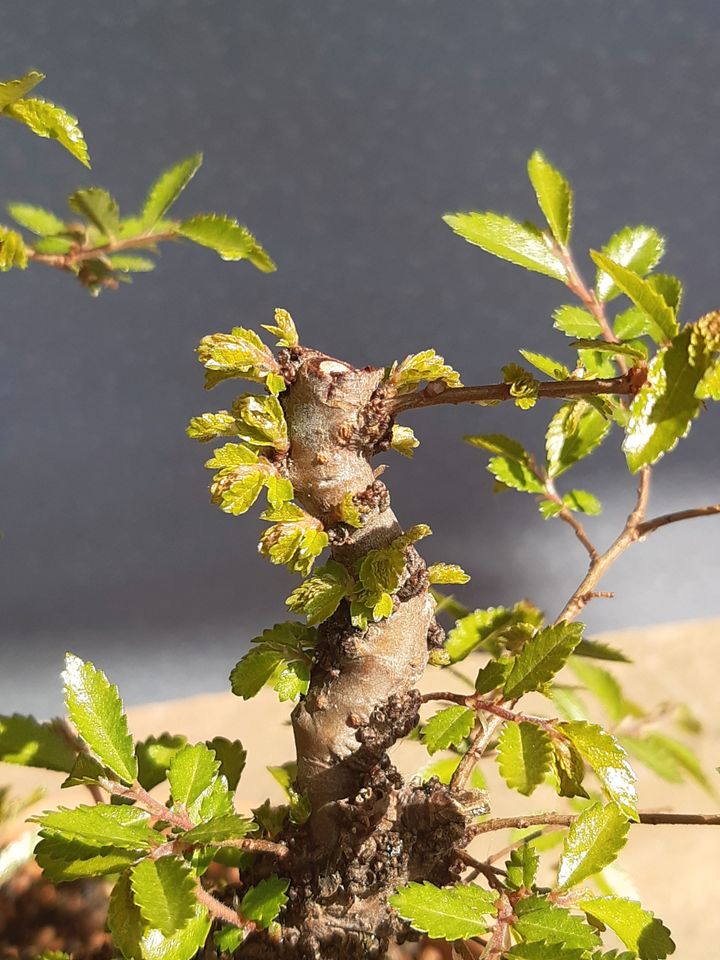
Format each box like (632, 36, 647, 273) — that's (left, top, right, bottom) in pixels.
(4, 96, 90, 166)
(427, 563, 470, 585)
(240, 875, 289, 928)
(109, 254, 156, 273)
(551, 737, 589, 799)
(487, 455, 544, 493)
(444, 212, 568, 281)
(61, 752, 108, 788)
(514, 895, 601, 951)
(392, 348, 462, 394)
(68, 187, 120, 237)
(574, 638, 630, 663)
(214, 923, 245, 954)
(505, 843, 539, 891)
(506, 943, 585, 960)
(179, 214, 275, 271)
(136, 733, 188, 791)
(220, 472, 266, 516)
(422, 706, 474, 755)
(6, 202, 64, 235)
(108, 870, 145, 960)
(474, 658, 512, 694)
(561, 721, 637, 819)
(580, 897, 675, 959)
(519, 349, 571, 380)
(261, 307, 298, 348)
(187, 412, 238, 443)
(131, 856, 196, 936)
(35, 834, 142, 882)
(181, 814, 255, 846)
(504, 622, 583, 699)
(390, 881, 497, 940)
(0, 714, 76, 772)
(642, 732, 715, 795)
(205, 738, 247, 792)
(553, 304, 601, 338)
(0, 70, 44, 109)
(168, 743, 219, 811)
(141, 154, 202, 228)
(546, 401, 611, 478)
(696, 359, 720, 400)
(33, 803, 155, 848)
(591, 250, 677, 341)
(623, 329, 703, 471)
(286, 560, 351, 625)
(232, 394, 287, 449)
(595, 226, 665, 302)
(614, 306, 652, 341)
(557, 802, 629, 888)
(446, 603, 539, 663)
(63, 652, 137, 783)
(497, 722, 552, 796)
(527, 150, 573, 245)
(197, 326, 277, 388)
(570, 338, 647, 360)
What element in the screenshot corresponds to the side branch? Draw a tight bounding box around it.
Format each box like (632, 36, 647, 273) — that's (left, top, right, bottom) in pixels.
(389, 373, 634, 415)
(637, 503, 720, 536)
(470, 811, 720, 837)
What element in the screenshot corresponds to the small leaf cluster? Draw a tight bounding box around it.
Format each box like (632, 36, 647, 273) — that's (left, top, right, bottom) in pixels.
(1, 653, 288, 960)
(445, 149, 720, 473)
(1, 153, 274, 293)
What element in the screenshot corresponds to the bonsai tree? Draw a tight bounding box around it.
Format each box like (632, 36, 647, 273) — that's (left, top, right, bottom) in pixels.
(1, 74, 719, 959)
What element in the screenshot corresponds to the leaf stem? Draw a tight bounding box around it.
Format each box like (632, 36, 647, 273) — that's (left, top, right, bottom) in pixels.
(194, 880, 256, 931)
(26, 231, 179, 269)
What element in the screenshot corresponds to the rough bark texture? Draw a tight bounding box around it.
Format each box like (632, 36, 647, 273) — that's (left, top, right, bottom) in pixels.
(235, 348, 484, 959)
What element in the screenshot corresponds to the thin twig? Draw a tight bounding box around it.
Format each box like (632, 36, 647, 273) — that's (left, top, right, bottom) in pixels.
(450, 715, 504, 792)
(27, 231, 178, 269)
(637, 503, 720, 536)
(195, 881, 256, 931)
(470, 810, 720, 838)
(389, 374, 634, 415)
(456, 849, 507, 891)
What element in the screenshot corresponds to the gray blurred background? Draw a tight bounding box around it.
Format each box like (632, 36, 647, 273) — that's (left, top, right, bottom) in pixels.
(1, 1, 718, 716)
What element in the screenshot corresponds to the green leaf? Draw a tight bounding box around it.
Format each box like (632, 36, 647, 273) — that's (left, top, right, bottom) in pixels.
(696, 359, 720, 400)
(487, 455, 544, 493)
(0, 225, 28, 270)
(514, 895, 601, 951)
(0, 70, 44, 109)
(527, 150, 573, 245)
(561, 721, 638, 819)
(505, 843, 539, 891)
(591, 250, 678, 341)
(506, 943, 586, 960)
(6, 202, 64, 235)
(0, 714, 76, 772)
(168, 743, 219, 812)
(230, 648, 285, 700)
(546, 401, 611, 478)
(620, 734, 685, 784)
(580, 897, 675, 959)
(551, 737, 589, 799)
(214, 923, 245, 954)
(595, 226, 665, 302)
(553, 304, 602, 338)
(465, 433, 530, 461)
(136, 733, 188, 791)
(205, 738, 247, 792)
(63, 652, 137, 784)
(232, 394, 288, 449)
(68, 187, 120, 237)
(141, 154, 202, 228)
(574, 638, 630, 663)
(474, 658, 512, 694)
(504, 622, 584, 699)
(107, 870, 145, 960)
(426, 563, 470, 585)
(286, 560, 352, 625)
(4, 96, 90, 166)
(443, 212, 568, 281)
(267, 762, 311, 824)
(519, 349, 571, 380)
(570, 338, 647, 360)
(179, 214, 276, 271)
(181, 814, 255, 846)
(61, 752, 108, 788)
(563, 489, 602, 515)
(261, 307, 299, 348)
(445, 603, 540, 663)
(421, 706, 474, 755)
(557, 802, 629, 888)
(109, 254, 156, 273)
(390, 423, 420, 457)
(642, 732, 715, 795)
(219, 472, 266, 516)
(240, 875, 289, 928)
(131, 856, 196, 936)
(623, 329, 704, 471)
(391, 348, 462, 394)
(35, 834, 143, 882)
(33, 803, 156, 849)
(390, 881, 497, 940)
(187, 412, 238, 443)
(197, 326, 278, 388)
(569, 660, 632, 724)
(497, 722, 552, 796)
(614, 306, 652, 341)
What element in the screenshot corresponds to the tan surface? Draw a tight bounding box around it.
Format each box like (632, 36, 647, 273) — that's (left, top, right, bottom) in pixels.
(3, 618, 719, 954)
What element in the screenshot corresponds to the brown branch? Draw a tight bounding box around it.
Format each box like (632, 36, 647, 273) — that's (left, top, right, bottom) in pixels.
(195, 881, 256, 931)
(470, 810, 720, 838)
(389, 373, 634, 415)
(637, 503, 720, 536)
(26, 231, 178, 269)
(456, 849, 507, 891)
(450, 714, 504, 792)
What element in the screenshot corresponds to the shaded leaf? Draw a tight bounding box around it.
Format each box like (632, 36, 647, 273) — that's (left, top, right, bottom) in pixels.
(205, 737, 247, 792)
(546, 401, 611, 478)
(580, 897, 675, 959)
(136, 733, 188, 792)
(514, 895, 600, 951)
(130, 856, 196, 936)
(0, 714, 76, 772)
(68, 187, 120, 237)
(240, 875, 289, 928)
(390, 881, 497, 940)
(422, 706, 474, 755)
(497, 722, 552, 796)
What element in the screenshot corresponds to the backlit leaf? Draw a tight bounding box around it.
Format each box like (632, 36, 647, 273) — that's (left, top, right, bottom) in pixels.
(561, 721, 637, 819)
(0, 714, 76, 772)
(141, 154, 202, 228)
(444, 212, 567, 281)
(497, 721, 552, 795)
(4, 97, 90, 166)
(527, 150, 573, 245)
(591, 250, 677, 341)
(557, 802, 629, 888)
(580, 897, 675, 959)
(179, 214, 275, 271)
(595, 226, 665, 302)
(504, 622, 584, 699)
